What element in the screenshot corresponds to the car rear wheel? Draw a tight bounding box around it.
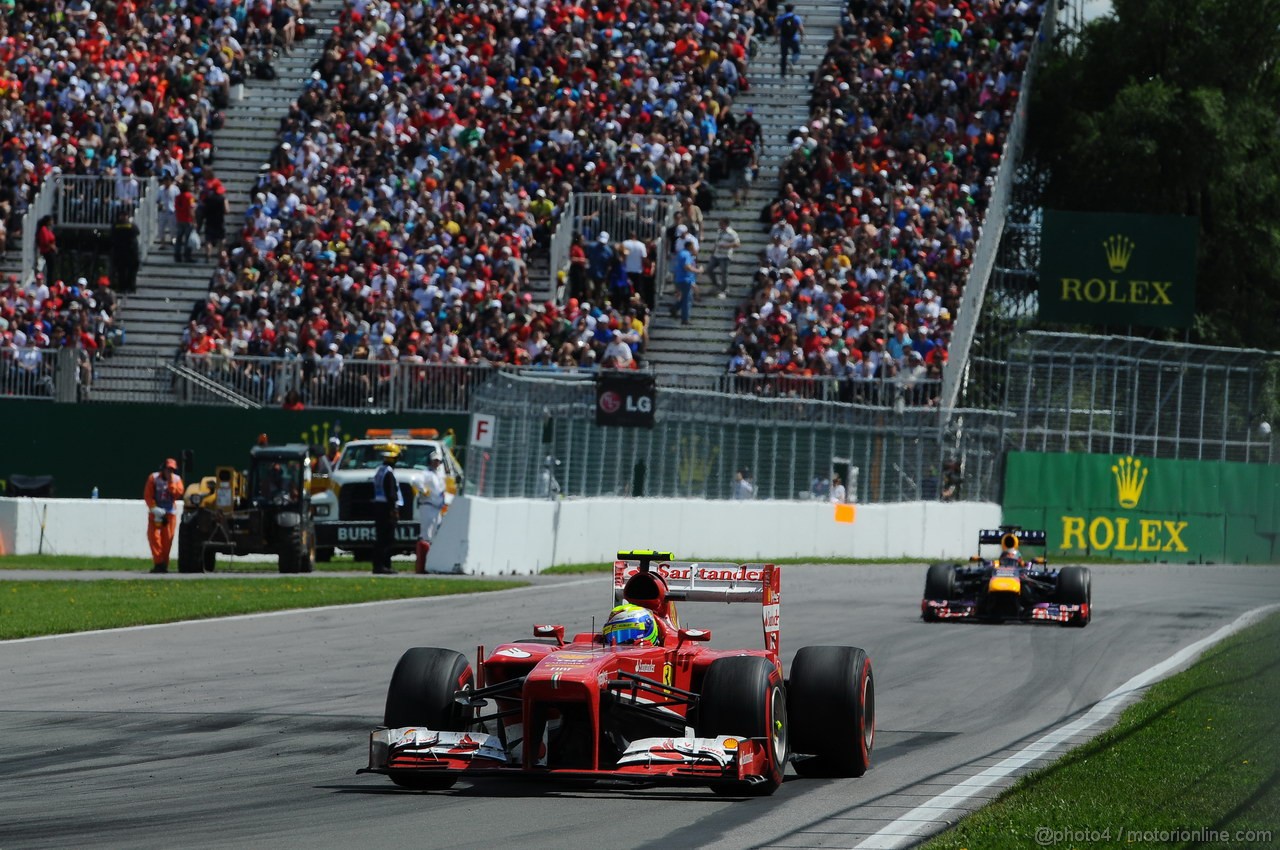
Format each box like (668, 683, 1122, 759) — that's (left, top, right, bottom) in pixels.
(1057, 566, 1092, 627)
(384, 648, 474, 791)
(788, 646, 875, 777)
(696, 656, 787, 796)
(922, 562, 956, 620)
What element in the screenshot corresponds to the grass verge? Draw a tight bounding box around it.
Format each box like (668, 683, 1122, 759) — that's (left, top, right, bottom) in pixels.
(0, 553, 426, 573)
(922, 611, 1280, 850)
(0, 578, 524, 640)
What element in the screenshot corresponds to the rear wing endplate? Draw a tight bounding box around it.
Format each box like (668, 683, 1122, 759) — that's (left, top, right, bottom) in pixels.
(613, 555, 780, 655)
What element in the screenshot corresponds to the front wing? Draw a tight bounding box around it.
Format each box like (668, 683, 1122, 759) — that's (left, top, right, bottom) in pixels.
(361, 727, 775, 787)
(922, 598, 1089, 623)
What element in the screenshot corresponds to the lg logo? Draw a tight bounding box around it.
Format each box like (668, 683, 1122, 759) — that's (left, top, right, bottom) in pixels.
(600, 391, 652, 413)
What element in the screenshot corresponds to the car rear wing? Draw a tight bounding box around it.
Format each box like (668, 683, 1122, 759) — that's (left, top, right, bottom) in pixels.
(613, 552, 780, 656)
(978, 528, 1047, 546)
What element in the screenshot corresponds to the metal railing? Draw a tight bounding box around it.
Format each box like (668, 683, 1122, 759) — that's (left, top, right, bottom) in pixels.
(18, 175, 160, 284)
(941, 1, 1057, 415)
(548, 192, 680, 301)
(1005, 332, 1279, 464)
(171, 354, 499, 411)
(466, 370, 963, 503)
(20, 179, 57, 281)
(0, 350, 57, 400)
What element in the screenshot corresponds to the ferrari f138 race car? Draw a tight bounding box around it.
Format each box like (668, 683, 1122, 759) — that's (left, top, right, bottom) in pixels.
(361, 551, 875, 795)
(921, 528, 1091, 626)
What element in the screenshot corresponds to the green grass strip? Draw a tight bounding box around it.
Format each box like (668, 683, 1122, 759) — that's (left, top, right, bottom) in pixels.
(0, 554, 410, 573)
(923, 611, 1280, 850)
(0, 578, 523, 640)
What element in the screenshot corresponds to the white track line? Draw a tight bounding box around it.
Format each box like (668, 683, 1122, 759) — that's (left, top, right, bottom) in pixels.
(855, 603, 1280, 850)
(1, 578, 596, 645)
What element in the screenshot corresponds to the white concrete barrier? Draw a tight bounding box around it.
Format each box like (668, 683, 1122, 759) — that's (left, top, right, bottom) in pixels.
(0, 497, 175, 559)
(428, 496, 1001, 574)
(1, 496, 1001, 572)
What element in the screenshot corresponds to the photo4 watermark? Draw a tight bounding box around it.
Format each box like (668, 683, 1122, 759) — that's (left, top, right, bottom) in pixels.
(1035, 826, 1273, 846)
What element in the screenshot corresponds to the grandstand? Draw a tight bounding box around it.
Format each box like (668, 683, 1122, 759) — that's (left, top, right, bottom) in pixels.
(4, 0, 1273, 503)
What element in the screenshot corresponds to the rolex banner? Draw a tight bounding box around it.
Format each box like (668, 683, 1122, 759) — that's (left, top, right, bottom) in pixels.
(1002, 452, 1280, 563)
(1039, 211, 1197, 328)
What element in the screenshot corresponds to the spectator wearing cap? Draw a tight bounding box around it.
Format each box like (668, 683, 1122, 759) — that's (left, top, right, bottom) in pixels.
(777, 4, 805, 77)
(588, 232, 614, 304)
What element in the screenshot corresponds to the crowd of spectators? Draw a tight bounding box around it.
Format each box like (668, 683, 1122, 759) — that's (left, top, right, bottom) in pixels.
(184, 0, 772, 397)
(728, 0, 1046, 409)
(0, 271, 117, 395)
(0, 0, 311, 393)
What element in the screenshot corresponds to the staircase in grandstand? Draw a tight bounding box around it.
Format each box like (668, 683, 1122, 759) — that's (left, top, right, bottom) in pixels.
(88, 0, 346, 404)
(643, 0, 843, 380)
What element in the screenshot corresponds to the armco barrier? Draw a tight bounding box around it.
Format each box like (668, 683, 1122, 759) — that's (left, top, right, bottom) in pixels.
(1, 496, 1001, 572)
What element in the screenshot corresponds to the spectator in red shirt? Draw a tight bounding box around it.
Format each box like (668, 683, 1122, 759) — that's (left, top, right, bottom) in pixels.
(175, 183, 197, 264)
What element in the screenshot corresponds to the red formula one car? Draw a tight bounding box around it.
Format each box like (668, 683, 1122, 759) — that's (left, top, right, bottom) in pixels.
(361, 551, 875, 795)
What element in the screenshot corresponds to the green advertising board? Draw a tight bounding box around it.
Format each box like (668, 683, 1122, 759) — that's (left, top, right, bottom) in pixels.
(0, 401, 469, 500)
(1039, 210, 1197, 328)
(1003, 451, 1280, 563)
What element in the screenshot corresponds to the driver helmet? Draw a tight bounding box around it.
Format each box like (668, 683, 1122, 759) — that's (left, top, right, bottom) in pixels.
(1001, 547, 1021, 562)
(602, 603, 661, 646)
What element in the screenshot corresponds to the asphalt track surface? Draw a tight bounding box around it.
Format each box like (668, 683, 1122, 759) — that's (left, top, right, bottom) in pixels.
(2, 563, 1278, 850)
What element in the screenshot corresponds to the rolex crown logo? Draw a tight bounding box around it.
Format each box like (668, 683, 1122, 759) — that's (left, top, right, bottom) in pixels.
(1102, 234, 1135, 273)
(1111, 456, 1148, 509)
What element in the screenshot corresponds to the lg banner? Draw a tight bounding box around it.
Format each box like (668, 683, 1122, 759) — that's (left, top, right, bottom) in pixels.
(596, 373, 656, 428)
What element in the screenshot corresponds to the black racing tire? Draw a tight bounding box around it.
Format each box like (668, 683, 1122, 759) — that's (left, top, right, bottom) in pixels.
(1057, 566, 1092, 627)
(315, 547, 334, 563)
(278, 521, 316, 574)
(177, 516, 216, 573)
(384, 648, 474, 729)
(788, 646, 875, 778)
(696, 655, 787, 796)
(922, 562, 956, 620)
(383, 647, 474, 792)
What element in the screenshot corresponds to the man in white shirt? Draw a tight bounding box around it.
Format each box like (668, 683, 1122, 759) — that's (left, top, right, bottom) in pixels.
(708, 218, 741, 298)
(156, 174, 179, 246)
(603, 330, 635, 367)
(621, 231, 648, 305)
(415, 452, 448, 573)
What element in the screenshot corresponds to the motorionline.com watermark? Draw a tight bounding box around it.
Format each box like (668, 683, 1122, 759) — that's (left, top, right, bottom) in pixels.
(1035, 826, 1273, 846)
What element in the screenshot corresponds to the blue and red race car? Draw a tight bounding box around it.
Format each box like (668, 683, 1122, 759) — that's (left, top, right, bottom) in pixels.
(361, 551, 875, 795)
(921, 528, 1092, 626)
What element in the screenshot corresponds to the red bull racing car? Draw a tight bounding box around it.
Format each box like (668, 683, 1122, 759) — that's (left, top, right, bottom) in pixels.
(361, 551, 875, 795)
(921, 528, 1091, 627)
